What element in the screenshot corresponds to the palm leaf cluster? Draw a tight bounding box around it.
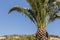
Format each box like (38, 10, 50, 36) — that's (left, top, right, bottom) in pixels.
(9, 0, 60, 28)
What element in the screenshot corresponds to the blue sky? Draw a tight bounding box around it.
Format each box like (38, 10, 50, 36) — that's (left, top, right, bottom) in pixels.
(0, 0, 60, 36)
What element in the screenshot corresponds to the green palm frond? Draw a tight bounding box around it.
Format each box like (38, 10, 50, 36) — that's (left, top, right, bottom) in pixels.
(49, 14, 56, 22)
(48, 0, 55, 3)
(49, 13, 60, 22)
(9, 0, 60, 28)
(26, 0, 37, 10)
(26, 0, 48, 12)
(8, 6, 28, 13)
(27, 9, 37, 23)
(56, 13, 60, 18)
(9, 6, 36, 23)
(52, 0, 60, 5)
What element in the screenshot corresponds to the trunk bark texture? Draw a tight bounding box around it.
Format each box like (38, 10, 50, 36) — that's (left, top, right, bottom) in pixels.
(35, 27, 48, 40)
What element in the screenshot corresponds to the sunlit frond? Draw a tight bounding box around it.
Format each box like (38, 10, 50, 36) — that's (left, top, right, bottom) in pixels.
(9, 0, 60, 28)
(8, 6, 29, 13)
(53, 0, 60, 5)
(26, 0, 37, 10)
(49, 13, 60, 22)
(49, 14, 57, 22)
(56, 13, 60, 18)
(9, 6, 36, 23)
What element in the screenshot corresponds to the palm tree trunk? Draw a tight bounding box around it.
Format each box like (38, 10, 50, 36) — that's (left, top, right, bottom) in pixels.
(35, 27, 48, 40)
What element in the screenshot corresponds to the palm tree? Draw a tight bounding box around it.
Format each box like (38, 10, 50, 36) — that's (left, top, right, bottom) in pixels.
(9, 0, 60, 40)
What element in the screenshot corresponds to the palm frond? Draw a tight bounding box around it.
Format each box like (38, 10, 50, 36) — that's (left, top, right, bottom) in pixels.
(49, 14, 57, 22)
(26, 0, 43, 11)
(27, 9, 37, 22)
(8, 6, 29, 13)
(49, 13, 60, 22)
(53, 0, 60, 5)
(48, 0, 55, 4)
(8, 0, 60, 27)
(26, 0, 37, 10)
(9, 6, 36, 23)
(56, 13, 60, 18)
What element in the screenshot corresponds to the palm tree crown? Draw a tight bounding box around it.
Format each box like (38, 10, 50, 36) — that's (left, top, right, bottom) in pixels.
(9, 0, 60, 28)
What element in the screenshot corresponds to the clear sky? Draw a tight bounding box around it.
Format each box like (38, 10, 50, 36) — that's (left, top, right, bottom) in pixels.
(0, 0, 60, 36)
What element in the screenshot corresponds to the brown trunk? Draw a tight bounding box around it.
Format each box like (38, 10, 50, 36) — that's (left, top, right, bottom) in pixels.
(35, 27, 48, 40)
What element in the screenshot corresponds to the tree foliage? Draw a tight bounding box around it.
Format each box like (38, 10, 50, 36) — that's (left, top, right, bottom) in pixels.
(9, 0, 60, 28)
